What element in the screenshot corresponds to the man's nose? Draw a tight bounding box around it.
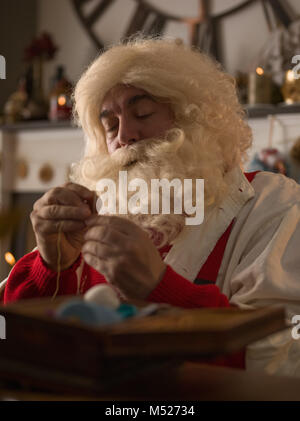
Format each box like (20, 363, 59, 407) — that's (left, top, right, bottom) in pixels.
(117, 117, 141, 147)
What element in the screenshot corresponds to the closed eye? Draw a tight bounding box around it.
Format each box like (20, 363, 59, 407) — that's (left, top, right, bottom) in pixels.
(136, 112, 155, 120)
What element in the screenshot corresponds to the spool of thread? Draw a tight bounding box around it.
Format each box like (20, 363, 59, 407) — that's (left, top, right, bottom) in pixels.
(55, 299, 122, 327)
(83, 284, 121, 309)
(117, 303, 138, 319)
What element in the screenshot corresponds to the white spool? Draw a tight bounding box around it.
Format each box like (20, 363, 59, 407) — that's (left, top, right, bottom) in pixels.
(83, 284, 121, 309)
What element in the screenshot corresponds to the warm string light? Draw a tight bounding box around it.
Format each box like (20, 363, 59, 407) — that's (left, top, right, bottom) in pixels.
(256, 67, 264, 76)
(57, 95, 67, 106)
(5, 252, 15, 266)
(286, 70, 295, 82)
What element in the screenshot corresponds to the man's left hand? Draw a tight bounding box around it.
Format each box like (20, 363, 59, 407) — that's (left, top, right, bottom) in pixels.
(82, 215, 167, 300)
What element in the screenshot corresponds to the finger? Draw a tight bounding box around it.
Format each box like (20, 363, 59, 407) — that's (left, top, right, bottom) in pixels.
(85, 214, 137, 235)
(83, 252, 109, 276)
(33, 217, 86, 235)
(38, 204, 91, 221)
(63, 182, 94, 201)
(82, 240, 121, 259)
(34, 184, 95, 211)
(83, 252, 130, 295)
(34, 187, 84, 210)
(84, 224, 128, 244)
(64, 183, 97, 213)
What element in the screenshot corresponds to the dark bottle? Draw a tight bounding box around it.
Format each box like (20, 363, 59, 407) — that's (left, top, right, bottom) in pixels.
(49, 66, 72, 121)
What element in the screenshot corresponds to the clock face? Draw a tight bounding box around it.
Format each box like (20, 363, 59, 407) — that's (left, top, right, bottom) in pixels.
(72, 0, 253, 48)
(146, 0, 246, 18)
(72, 0, 295, 64)
(72, 0, 199, 48)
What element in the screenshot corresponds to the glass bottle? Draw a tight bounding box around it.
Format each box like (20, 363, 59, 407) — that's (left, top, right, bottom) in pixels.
(49, 66, 72, 121)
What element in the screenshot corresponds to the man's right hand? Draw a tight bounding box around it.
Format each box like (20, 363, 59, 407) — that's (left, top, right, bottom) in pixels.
(30, 183, 96, 271)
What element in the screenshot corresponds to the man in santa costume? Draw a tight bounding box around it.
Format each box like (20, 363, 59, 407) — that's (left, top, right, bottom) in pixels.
(2, 38, 300, 377)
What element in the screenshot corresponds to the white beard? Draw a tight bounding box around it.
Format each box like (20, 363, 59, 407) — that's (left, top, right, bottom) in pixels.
(75, 127, 225, 248)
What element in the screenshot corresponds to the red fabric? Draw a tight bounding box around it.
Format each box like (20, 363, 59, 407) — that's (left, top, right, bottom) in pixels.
(3, 172, 260, 370)
(3, 251, 107, 304)
(148, 264, 230, 308)
(244, 171, 260, 183)
(196, 171, 259, 284)
(196, 220, 234, 283)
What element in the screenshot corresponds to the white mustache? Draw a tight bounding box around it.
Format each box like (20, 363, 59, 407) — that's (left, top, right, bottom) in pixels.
(109, 128, 185, 169)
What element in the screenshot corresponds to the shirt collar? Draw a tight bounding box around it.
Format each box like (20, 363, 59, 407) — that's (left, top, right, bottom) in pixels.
(164, 167, 255, 281)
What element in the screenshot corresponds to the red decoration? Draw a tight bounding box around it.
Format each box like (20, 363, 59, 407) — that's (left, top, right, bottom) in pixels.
(24, 32, 58, 62)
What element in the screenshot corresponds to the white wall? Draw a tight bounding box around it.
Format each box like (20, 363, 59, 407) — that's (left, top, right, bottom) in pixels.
(37, 0, 300, 92)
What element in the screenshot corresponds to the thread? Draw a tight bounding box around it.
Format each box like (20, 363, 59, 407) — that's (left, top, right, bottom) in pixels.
(52, 221, 63, 301)
(52, 194, 96, 301)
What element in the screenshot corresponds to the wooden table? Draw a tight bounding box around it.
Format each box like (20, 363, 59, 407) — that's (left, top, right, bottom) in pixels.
(1, 362, 300, 401)
(0, 296, 294, 401)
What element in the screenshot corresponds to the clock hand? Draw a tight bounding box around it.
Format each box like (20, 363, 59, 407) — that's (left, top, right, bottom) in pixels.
(73, 0, 118, 49)
(125, 1, 166, 38)
(85, 0, 117, 28)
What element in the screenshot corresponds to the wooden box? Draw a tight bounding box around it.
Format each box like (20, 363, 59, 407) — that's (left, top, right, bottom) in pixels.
(0, 297, 287, 395)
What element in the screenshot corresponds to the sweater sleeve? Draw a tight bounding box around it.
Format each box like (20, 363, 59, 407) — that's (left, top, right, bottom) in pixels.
(4, 249, 109, 305)
(4, 250, 83, 304)
(147, 264, 230, 308)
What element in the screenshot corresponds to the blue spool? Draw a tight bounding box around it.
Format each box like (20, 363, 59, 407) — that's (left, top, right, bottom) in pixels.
(117, 303, 138, 319)
(55, 299, 122, 327)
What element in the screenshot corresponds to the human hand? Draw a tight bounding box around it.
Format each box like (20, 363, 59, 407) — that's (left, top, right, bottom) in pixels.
(82, 215, 167, 300)
(30, 183, 96, 271)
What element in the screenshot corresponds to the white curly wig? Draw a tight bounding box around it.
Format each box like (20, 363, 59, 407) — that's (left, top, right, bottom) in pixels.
(71, 36, 252, 210)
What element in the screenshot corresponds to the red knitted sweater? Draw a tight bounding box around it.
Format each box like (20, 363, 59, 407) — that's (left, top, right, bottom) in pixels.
(3, 172, 258, 370)
(2, 225, 243, 370)
(3, 245, 230, 307)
